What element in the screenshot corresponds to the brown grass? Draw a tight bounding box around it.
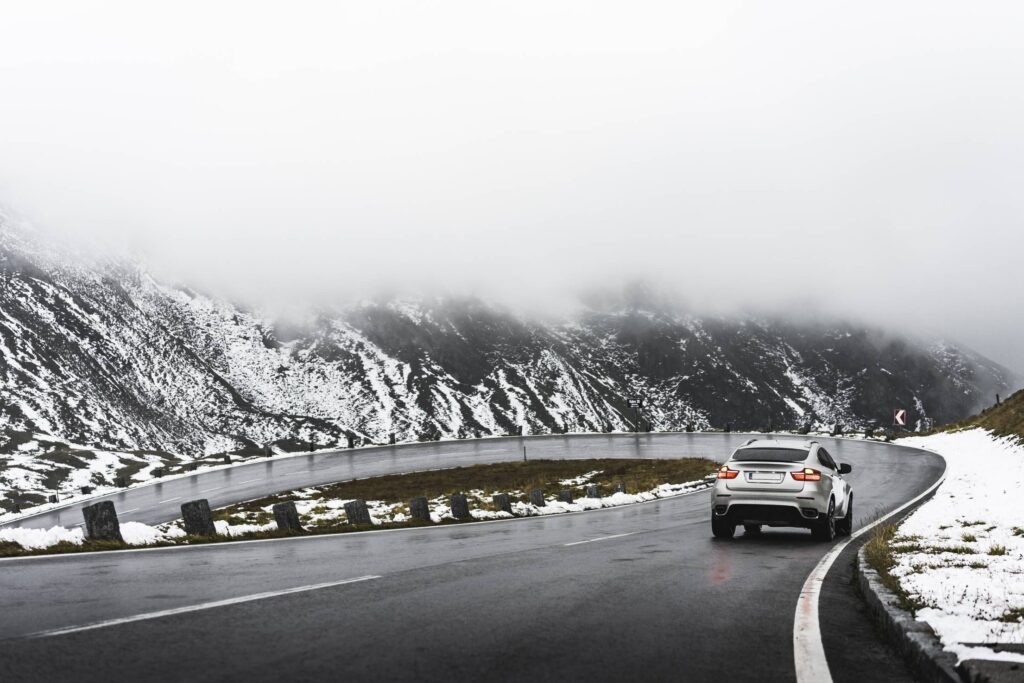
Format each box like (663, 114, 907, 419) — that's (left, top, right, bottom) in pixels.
(222, 457, 715, 516)
(863, 523, 927, 613)
(2, 457, 716, 559)
(944, 387, 1024, 442)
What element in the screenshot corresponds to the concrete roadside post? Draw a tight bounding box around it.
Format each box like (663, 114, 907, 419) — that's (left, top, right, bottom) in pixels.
(585, 485, 600, 499)
(450, 494, 471, 520)
(345, 499, 372, 526)
(409, 496, 431, 522)
(492, 493, 513, 514)
(272, 501, 303, 532)
(614, 482, 626, 494)
(528, 489, 546, 507)
(558, 490, 574, 504)
(181, 499, 217, 536)
(82, 501, 124, 543)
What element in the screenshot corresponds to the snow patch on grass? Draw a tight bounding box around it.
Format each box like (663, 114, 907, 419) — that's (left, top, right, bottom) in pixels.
(894, 429, 1024, 664)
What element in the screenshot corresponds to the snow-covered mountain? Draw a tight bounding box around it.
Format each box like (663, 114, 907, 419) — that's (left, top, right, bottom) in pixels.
(0, 217, 1016, 510)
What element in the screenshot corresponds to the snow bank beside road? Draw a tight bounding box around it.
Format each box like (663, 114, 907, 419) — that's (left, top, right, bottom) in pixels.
(894, 430, 1024, 664)
(0, 521, 185, 550)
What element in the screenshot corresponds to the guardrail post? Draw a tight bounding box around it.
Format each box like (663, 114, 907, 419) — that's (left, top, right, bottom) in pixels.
(344, 499, 372, 525)
(272, 501, 303, 532)
(492, 493, 512, 513)
(585, 485, 600, 499)
(528, 489, 546, 507)
(409, 496, 431, 522)
(48, 494, 58, 504)
(80, 486, 93, 495)
(347, 435, 355, 449)
(450, 494, 471, 520)
(154, 467, 165, 478)
(389, 433, 396, 445)
(82, 501, 124, 543)
(557, 490, 574, 504)
(181, 499, 217, 536)
(614, 482, 626, 494)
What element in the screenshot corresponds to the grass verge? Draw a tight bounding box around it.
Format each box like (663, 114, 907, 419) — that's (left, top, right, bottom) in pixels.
(2, 457, 717, 559)
(862, 522, 927, 614)
(219, 457, 715, 520)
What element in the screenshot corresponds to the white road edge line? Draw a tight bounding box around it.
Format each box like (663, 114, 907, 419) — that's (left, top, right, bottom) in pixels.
(199, 487, 223, 493)
(28, 575, 381, 639)
(120, 508, 139, 514)
(564, 532, 639, 547)
(159, 497, 181, 503)
(793, 463, 946, 683)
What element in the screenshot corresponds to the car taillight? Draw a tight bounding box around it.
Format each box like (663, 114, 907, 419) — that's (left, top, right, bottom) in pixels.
(791, 468, 822, 481)
(718, 465, 739, 480)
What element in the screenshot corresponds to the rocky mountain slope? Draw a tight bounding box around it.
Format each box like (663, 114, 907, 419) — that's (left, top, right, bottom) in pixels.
(0, 217, 1016, 510)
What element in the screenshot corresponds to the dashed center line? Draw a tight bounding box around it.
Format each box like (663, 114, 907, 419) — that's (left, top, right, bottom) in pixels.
(159, 497, 181, 503)
(28, 575, 381, 638)
(564, 532, 639, 547)
(199, 487, 223, 493)
(120, 508, 139, 514)
(236, 479, 258, 485)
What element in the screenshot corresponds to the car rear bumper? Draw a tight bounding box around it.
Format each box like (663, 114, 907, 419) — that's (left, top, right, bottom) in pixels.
(712, 486, 830, 528)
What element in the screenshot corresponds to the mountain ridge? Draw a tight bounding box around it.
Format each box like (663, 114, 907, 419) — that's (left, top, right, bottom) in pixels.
(0, 219, 1016, 509)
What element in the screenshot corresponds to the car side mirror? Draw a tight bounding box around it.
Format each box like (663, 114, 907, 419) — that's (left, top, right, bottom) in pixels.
(839, 463, 852, 475)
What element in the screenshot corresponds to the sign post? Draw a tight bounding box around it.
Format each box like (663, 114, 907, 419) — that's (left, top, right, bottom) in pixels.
(628, 398, 642, 433)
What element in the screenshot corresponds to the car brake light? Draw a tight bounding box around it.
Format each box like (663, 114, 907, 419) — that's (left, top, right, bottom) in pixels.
(791, 468, 822, 481)
(718, 465, 739, 480)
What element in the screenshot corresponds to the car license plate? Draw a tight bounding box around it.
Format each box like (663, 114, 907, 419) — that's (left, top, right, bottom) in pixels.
(749, 472, 782, 483)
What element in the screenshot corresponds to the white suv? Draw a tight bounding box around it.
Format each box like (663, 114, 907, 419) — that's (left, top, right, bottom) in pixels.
(711, 439, 853, 541)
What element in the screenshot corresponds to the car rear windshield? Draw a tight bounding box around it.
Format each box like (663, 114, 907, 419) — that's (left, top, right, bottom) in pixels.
(731, 448, 809, 463)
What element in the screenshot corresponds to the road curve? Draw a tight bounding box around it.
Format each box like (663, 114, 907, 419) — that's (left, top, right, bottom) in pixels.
(0, 434, 944, 682)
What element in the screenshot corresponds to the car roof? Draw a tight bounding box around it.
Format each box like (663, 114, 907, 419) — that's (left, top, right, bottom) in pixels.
(735, 439, 815, 451)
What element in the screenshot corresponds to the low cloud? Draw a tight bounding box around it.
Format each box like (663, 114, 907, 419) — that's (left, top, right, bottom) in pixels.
(1, 2, 1022, 374)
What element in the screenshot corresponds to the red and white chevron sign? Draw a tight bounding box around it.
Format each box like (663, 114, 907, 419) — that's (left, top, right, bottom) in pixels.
(893, 409, 907, 426)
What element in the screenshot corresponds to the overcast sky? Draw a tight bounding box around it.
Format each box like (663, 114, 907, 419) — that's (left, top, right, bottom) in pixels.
(0, 2, 1022, 374)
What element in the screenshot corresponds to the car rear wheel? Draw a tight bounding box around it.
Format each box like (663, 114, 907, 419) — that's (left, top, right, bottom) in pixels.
(712, 516, 735, 539)
(743, 523, 762, 536)
(812, 499, 836, 542)
(836, 497, 853, 536)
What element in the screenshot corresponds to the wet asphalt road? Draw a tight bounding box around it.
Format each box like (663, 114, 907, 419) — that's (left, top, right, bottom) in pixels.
(0, 434, 944, 682)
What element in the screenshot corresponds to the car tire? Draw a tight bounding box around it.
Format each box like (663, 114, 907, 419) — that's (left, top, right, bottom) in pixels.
(812, 499, 836, 542)
(743, 523, 762, 536)
(712, 516, 735, 539)
(836, 497, 853, 536)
